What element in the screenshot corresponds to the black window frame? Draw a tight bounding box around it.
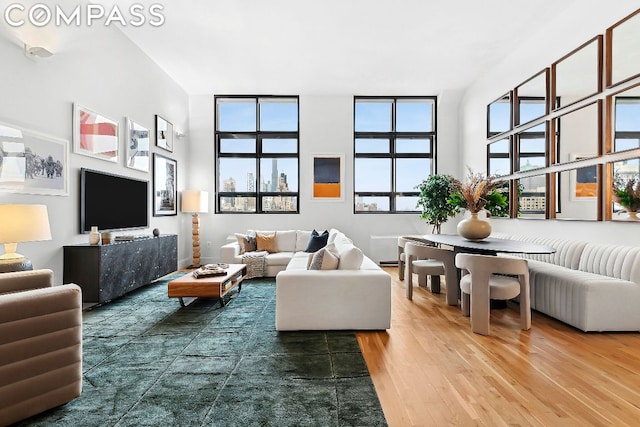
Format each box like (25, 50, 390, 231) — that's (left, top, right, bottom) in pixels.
(353, 96, 437, 214)
(214, 95, 300, 214)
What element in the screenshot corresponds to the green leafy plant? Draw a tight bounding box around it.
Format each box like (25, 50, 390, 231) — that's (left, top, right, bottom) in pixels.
(415, 174, 461, 233)
(613, 176, 640, 212)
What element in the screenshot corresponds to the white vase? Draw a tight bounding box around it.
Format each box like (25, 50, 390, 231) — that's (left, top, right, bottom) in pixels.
(89, 226, 102, 245)
(457, 212, 491, 241)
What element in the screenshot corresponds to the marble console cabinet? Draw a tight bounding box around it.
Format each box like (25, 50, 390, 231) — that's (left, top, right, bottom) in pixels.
(63, 235, 177, 304)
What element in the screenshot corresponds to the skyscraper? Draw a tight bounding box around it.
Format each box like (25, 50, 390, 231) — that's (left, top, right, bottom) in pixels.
(271, 158, 278, 192)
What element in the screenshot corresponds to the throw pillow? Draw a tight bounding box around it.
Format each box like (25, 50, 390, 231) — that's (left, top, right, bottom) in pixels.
(305, 229, 329, 252)
(256, 233, 278, 253)
(235, 233, 257, 254)
(338, 244, 364, 270)
(307, 243, 339, 270)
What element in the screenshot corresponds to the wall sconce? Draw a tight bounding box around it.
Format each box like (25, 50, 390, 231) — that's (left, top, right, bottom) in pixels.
(0, 204, 52, 272)
(181, 190, 209, 268)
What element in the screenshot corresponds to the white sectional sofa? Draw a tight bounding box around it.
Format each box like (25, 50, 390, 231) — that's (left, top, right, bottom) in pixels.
(500, 235, 640, 332)
(221, 228, 391, 331)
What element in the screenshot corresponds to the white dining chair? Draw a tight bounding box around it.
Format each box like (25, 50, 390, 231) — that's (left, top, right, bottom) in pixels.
(455, 253, 531, 335)
(397, 236, 429, 282)
(404, 242, 457, 304)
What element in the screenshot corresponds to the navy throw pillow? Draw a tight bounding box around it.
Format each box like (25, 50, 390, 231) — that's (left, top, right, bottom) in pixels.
(305, 229, 329, 252)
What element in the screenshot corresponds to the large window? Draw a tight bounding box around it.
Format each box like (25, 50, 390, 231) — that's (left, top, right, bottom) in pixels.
(215, 96, 299, 213)
(354, 97, 436, 213)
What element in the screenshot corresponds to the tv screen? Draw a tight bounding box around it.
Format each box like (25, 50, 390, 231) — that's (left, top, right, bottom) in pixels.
(80, 168, 149, 233)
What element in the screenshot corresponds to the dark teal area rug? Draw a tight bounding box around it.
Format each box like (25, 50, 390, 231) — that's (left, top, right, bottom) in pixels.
(17, 275, 387, 426)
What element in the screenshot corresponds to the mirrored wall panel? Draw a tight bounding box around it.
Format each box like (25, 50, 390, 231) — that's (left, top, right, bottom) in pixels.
(516, 70, 548, 126)
(554, 102, 600, 164)
(612, 84, 640, 152)
(554, 36, 601, 110)
(517, 174, 546, 218)
(609, 10, 640, 86)
(487, 93, 511, 137)
(487, 137, 510, 176)
(516, 123, 546, 172)
(555, 167, 599, 220)
(611, 157, 640, 221)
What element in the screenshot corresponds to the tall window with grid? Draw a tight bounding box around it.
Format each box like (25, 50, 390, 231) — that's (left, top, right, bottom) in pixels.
(354, 97, 436, 213)
(215, 96, 299, 213)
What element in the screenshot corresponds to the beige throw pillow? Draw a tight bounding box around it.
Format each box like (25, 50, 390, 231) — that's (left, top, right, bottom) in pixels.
(256, 233, 278, 253)
(307, 243, 340, 270)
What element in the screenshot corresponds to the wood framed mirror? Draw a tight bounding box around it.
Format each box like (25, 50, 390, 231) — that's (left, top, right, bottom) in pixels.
(607, 9, 640, 87)
(553, 36, 602, 111)
(554, 101, 601, 165)
(515, 69, 548, 127)
(487, 92, 512, 138)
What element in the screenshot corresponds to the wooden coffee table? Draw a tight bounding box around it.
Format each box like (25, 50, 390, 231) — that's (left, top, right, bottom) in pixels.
(168, 264, 247, 307)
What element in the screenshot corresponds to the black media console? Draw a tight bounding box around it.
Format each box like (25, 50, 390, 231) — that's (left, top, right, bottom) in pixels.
(63, 234, 178, 304)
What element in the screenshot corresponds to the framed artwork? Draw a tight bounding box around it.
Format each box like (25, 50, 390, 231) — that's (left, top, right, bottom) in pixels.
(0, 120, 69, 196)
(73, 103, 119, 162)
(125, 118, 150, 172)
(570, 154, 598, 200)
(312, 153, 344, 201)
(155, 115, 174, 152)
(153, 153, 177, 216)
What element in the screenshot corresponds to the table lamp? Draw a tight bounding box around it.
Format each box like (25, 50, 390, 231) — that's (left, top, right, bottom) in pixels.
(181, 190, 209, 268)
(0, 204, 52, 272)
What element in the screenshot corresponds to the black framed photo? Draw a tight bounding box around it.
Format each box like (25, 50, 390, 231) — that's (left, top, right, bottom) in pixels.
(153, 153, 177, 216)
(155, 114, 174, 152)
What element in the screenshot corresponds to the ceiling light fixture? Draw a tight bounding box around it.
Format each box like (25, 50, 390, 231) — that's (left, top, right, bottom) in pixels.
(24, 44, 53, 58)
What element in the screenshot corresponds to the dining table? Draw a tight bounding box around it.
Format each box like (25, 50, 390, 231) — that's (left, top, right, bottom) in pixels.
(417, 234, 556, 306)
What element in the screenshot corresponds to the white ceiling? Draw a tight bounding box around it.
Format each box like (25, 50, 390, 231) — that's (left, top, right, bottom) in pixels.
(113, 0, 581, 95)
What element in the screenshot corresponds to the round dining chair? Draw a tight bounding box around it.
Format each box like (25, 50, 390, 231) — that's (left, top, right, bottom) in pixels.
(455, 253, 531, 335)
(404, 241, 456, 304)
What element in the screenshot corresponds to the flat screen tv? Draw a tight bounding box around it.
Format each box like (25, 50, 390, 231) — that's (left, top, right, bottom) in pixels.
(80, 168, 149, 233)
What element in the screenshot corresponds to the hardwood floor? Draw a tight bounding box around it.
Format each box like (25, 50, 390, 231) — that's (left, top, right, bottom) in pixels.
(357, 267, 640, 426)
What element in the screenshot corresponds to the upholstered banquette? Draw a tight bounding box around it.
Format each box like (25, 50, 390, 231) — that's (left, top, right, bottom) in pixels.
(498, 235, 640, 332)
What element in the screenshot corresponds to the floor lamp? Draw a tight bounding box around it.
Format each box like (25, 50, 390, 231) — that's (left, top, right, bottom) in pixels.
(0, 204, 52, 272)
(181, 190, 209, 268)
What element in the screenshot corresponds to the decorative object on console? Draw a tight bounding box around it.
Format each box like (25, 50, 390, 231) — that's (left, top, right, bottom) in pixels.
(73, 103, 119, 163)
(89, 226, 101, 245)
(0, 204, 51, 272)
(153, 228, 160, 237)
(0, 120, 69, 196)
(101, 231, 113, 245)
(155, 114, 174, 152)
(125, 117, 150, 172)
(449, 169, 506, 241)
(305, 229, 329, 252)
(153, 153, 177, 216)
(181, 189, 209, 267)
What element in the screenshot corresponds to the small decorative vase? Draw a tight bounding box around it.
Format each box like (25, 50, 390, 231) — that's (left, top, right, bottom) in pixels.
(626, 211, 639, 221)
(102, 231, 113, 245)
(457, 212, 491, 241)
(89, 226, 102, 245)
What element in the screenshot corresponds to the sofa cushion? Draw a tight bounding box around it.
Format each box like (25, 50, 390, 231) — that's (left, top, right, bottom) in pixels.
(266, 252, 294, 266)
(578, 243, 640, 284)
(235, 233, 257, 254)
(295, 230, 312, 252)
(307, 243, 339, 270)
(276, 230, 297, 252)
(305, 229, 329, 252)
(256, 233, 278, 253)
(338, 244, 364, 270)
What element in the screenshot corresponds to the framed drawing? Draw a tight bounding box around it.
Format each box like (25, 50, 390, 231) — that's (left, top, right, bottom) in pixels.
(312, 153, 344, 201)
(0, 120, 69, 196)
(73, 103, 119, 162)
(153, 153, 177, 216)
(125, 118, 150, 172)
(570, 154, 598, 200)
(155, 115, 173, 152)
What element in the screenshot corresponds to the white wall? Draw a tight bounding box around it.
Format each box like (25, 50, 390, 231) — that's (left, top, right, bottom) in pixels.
(189, 91, 463, 263)
(0, 25, 190, 281)
(459, 3, 640, 245)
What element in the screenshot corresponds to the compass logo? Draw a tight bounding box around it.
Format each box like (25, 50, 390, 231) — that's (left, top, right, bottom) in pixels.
(4, 3, 165, 27)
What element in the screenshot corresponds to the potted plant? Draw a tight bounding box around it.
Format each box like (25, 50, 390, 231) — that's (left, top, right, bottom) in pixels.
(415, 174, 461, 234)
(613, 176, 640, 220)
(447, 169, 506, 240)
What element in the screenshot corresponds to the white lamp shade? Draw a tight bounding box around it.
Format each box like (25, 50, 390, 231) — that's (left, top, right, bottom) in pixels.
(181, 190, 209, 213)
(0, 204, 52, 244)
